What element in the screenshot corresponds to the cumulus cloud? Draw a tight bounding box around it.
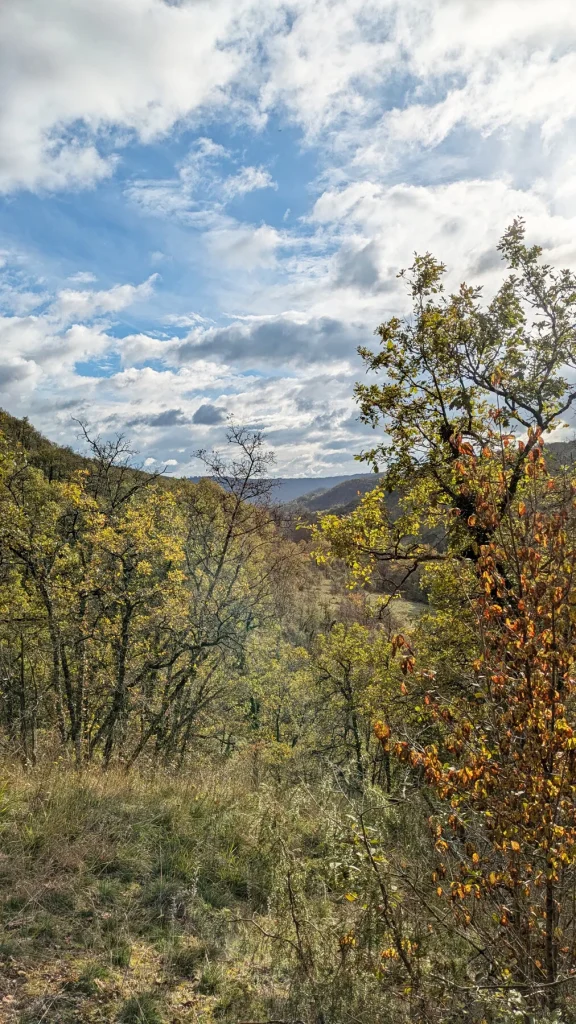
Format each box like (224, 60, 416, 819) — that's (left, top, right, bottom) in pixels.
(4, 0, 576, 475)
(192, 403, 226, 424)
(2, 0, 576, 197)
(309, 177, 576, 298)
(0, 262, 367, 473)
(204, 223, 282, 270)
(0, 356, 40, 387)
(333, 240, 389, 292)
(127, 408, 191, 428)
(51, 275, 158, 325)
(0, 273, 161, 402)
(177, 314, 364, 368)
(0, 0, 256, 192)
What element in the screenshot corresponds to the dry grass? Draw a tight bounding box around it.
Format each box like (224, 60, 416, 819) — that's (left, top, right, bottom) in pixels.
(0, 760, 281, 1024)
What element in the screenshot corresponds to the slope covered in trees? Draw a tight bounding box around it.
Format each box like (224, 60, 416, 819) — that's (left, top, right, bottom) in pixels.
(3, 222, 576, 1023)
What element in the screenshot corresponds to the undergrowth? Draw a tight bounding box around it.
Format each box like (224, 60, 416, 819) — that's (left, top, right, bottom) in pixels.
(0, 758, 391, 1024)
(0, 759, 551, 1024)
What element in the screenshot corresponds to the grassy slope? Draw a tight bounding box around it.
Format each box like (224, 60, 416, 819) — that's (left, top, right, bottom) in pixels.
(1, 760, 415, 1024)
(0, 764, 288, 1023)
(1, 758, 432, 1024)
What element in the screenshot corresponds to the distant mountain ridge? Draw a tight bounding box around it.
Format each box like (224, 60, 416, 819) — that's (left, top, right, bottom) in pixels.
(291, 438, 576, 514)
(290, 474, 386, 513)
(264, 473, 383, 503)
(189, 472, 382, 503)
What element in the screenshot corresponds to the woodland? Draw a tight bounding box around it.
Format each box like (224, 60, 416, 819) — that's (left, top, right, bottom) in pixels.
(2, 220, 576, 1023)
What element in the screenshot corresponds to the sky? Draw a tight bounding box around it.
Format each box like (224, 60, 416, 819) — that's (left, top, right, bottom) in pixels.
(1, 0, 576, 477)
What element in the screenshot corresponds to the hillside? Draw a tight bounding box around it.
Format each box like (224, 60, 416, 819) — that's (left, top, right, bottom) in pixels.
(0, 409, 91, 481)
(294, 473, 385, 513)
(292, 437, 576, 514)
(190, 472, 381, 503)
(546, 437, 576, 468)
(267, 473, 380, 503)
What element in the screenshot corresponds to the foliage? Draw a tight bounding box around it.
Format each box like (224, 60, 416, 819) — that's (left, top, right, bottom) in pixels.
(0, 425, 298, 766)
(394, 445, 576, 1012)
(314, 220, 576, 586)
(312, 223, 576, 1018)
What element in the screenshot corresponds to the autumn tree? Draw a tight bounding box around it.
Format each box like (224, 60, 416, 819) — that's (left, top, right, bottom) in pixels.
(312, 622, 398, 787)
(316, 221, 576, 588)
(124, 427, 298, 766)
(381, 441, 576, 1014)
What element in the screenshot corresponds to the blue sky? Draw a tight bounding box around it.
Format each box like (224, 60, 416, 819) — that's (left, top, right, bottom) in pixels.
(1, 0, 576, 476)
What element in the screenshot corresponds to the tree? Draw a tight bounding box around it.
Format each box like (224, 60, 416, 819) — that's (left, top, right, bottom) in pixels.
(126, 427, 298, 767)
(390, 443, 576, 1013)
(312, 622, 397, 787)
(0, 423, 299, 767)
(315, 221, 576, 588)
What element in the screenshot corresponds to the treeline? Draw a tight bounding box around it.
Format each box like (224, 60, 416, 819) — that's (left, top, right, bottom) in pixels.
(0, 425, 301, 766)
(0, 419, 398, 781)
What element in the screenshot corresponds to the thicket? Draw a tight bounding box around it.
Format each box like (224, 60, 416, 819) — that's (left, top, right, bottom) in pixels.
(2, 221, 576, 1023)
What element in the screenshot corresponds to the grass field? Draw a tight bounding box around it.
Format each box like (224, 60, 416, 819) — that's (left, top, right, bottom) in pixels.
(0, 763, 282, 1023)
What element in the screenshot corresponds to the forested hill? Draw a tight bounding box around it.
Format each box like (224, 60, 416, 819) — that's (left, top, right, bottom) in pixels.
(0, 409, 381, 503)
(0, 408, 160, 490)
(267, 473, 381, 503)
(0, 408, 91, 480)
(290, 437, 576, 514)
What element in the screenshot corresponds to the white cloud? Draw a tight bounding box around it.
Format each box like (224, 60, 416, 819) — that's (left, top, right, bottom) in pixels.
(0, 355, 41, 389)
(68, 271, 97, 283)
(127, 138, 228, 217)
(205, 222, 282, 270)
(0, 273, 160, 395)
(260, 0, 396, 136)
(359, 51, 576, 171)
(50, 275, 158, 325)
(2, 0, 576, 197)
(0, 259, 369, 473)
(163, 312, 213, 328)
(0, 0, 255, 192)
(4, 0, 576, 474)
(127, 136, 276, 219)
(221, 166, 277, 199)
(308, 177, 576, 302)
